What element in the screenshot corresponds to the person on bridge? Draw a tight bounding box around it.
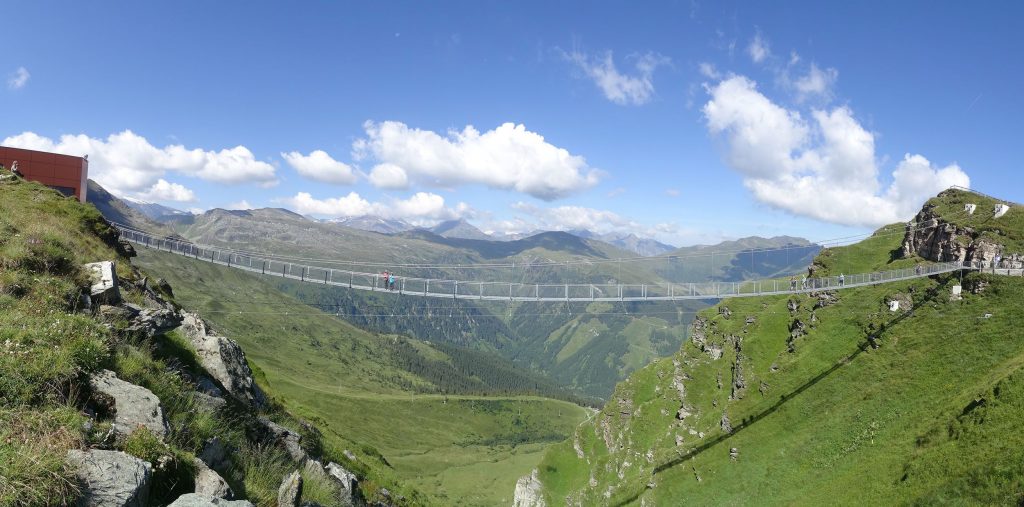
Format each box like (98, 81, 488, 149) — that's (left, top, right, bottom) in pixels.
(801, 276, 808, 290)
(380, 270, 389, 289)
(389, 272, 396, 291)
(790, 276, 796, 291)
(839, 273, 845, 287)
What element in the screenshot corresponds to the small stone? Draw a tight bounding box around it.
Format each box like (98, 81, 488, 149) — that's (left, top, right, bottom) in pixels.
(277, 470, 302, 507)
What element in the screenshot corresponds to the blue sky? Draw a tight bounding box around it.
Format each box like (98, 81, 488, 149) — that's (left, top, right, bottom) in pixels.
(3, 1, 1022, 246)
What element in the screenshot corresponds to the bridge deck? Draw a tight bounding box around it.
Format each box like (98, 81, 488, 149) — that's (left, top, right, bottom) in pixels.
(119, 227, 975, 302)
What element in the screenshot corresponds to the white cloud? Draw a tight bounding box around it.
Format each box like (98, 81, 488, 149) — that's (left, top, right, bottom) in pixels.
(510, 202, 642, 235)
(368, 163, 409, 189)
(7, 67, 29, 90)
(138, 179, 197, 202)
(279, 191, 471, 225)
(281, 149, 357, 185)
(793, 63, 838, 100)
(1, 130, 277, 196)
(748, 33, 770, 63)
(703, 75, 970, 227)
(227, 200, 254, 210)
(353, 121, 601, 200)
(565, 50, 670, 106)
(698, 62, 721, 80)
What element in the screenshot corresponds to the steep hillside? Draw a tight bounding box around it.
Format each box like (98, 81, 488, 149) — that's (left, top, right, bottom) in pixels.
(86, 179, 176, 235)
(656, 236, 820, 283)
(0, 170, 416, 506)
(530, 190, 1024, 505)
(132, 247, 592, 506)
(93, 183, 818, 399)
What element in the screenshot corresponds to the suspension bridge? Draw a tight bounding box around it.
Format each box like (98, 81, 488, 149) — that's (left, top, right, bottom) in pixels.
(116, 225, 988, 302)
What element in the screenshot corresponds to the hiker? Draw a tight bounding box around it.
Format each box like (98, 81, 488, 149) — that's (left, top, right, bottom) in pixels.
(380, 270, 388, 289)
(801, 276, 807, 290)
(915, 265, 922, 275)
(839, 273, 845, 287)
(389, 272, 396, 291)
(790, 276, 796, 291)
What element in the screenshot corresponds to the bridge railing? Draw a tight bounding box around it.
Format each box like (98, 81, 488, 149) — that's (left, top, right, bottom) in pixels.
(118, 226, 971, 301)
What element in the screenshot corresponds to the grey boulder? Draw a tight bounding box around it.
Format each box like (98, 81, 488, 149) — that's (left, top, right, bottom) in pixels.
(180, 312, 266, 408)
(194, 458, 233, 499)
(67, 449, 152, 507)
(85, 261, 121, 305)
(89, 369, 169, 439)
(168, 493, 254, 507)
(277, 470, 302, 507)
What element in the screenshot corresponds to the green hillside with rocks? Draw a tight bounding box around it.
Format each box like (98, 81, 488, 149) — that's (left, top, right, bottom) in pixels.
(528, 189, 1024, 505)
(120, 194, 815, 399)
(1, 161, 586, 506)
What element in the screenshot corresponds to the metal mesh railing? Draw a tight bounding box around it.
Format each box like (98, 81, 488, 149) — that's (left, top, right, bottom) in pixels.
(119, 227, 975, 302)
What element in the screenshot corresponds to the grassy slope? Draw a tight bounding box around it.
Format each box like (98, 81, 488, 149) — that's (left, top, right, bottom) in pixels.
(174, 206, 817, 399)
(926, 188, 1024, 254)
(0, 175, 357, 506)
(537, 216, 1024, 505)
(134, 247, 590, 506)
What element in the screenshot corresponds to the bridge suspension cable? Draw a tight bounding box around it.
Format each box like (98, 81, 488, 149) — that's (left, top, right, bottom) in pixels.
(118, 225, 974, 303)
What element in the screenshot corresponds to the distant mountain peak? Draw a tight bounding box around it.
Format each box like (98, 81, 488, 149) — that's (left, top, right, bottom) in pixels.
(330, 215, 413, 234)
(428, 219, 491, 241)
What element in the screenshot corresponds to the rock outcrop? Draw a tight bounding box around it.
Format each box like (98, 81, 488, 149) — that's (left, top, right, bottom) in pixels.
(168, 493, 254, 507)
(194, 459, 233, 499)
(89, 369, 169, 439)
(901, 201, 1020, 267)
(180, 311, 266, 408)
(85, 261, 121, 305)
(325, 462, 360, 507)
(513, 469, 546, 507)
(277, 470, 303, 507)
(67, 449, 152, 507)
(259, 417, 308, 463)
(125, 307, 183, 338)
(198, 436, 231, 471)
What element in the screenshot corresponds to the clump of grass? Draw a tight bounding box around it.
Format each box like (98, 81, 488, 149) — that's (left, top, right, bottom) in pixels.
(121, 427, 196, 504)
(0, 406, 85, 506)
(229, 444, 295, 506)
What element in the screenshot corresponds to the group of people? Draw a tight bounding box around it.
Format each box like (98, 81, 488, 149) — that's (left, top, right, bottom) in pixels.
(788, 273, 844, 290)
(380, 270, 397, 291)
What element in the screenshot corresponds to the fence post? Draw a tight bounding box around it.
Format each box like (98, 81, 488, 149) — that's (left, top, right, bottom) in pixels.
(262, 261, 266, 274)
(454, 280, 458, 299)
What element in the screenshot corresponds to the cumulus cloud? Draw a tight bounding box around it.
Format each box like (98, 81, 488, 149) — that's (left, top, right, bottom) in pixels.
(748, 33, 770, 63)
(564, 50, 670, 106)
(2, 130, 277, 197)
(281, 149, 357, 185)
(227, 200, 254, 210)
(138, 179, 197, 202)
(279, 191, 471, 225)
(703, 76, 969, 226)
(509, 202, 654, 236)
(352, 121, 601, 200)
(368, 163, 409, 189)
(7, 67, 29, 90)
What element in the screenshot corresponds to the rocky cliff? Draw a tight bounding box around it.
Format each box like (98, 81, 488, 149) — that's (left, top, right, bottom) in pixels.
(901, 189, 1022, 268)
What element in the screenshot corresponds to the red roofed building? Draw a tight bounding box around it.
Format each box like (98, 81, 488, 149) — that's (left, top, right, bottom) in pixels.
(0, 146, 89, 202)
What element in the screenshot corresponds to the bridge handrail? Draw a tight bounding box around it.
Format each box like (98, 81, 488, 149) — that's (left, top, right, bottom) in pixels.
(116, 226, 975, 302)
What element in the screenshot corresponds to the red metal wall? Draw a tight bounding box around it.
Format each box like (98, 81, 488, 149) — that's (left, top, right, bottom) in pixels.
(0, 146, 88, 202)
